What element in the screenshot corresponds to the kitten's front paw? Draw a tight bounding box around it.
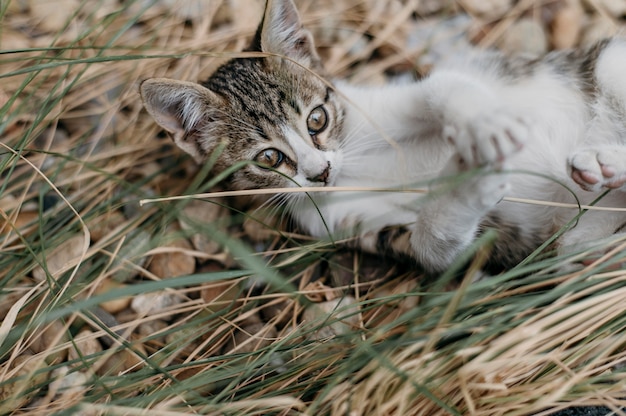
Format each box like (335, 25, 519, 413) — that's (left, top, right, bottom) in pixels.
(568, 147, 626, 192)
(444, 110, 528, 168)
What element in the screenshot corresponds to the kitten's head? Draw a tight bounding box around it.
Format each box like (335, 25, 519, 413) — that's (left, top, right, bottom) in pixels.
(140, 0, 344, 191)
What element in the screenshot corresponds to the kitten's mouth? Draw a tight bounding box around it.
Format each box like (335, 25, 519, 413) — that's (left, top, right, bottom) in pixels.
(307, 161, 332, 186)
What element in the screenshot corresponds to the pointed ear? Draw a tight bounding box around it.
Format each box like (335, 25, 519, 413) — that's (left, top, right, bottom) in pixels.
(140, 78, 222, 163)
(258, 0, 320, 66)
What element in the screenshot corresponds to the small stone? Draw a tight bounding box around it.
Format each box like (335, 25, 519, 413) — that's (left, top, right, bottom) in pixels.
(178, 200, 228, 255)
(94, 278, 132, 314)
(68, 329, 103, 363)
(591, 0, 626, 17)
(551, 0, 585, 49)
(416, 0, 457, 15)
(0, 352, 49, 411)
(6, 0, 27, 12)
(242, 208, 279, 243)
(461, 0, 514, 20)
(580, 16, 618, 47)
(497, 18, 548, 56)
(200, 279, 242, 312)
(89, 210, 126, 243)
(98, 342, 146, 375)
(160, 0, 216, 21)
(47, 366, 88, 401)
(28, 0, 81, 33)
(148, 227, 196, 279)
(108, 230, 151, 282)
(28, 320, 70, 365)
(260, 297, 296, 327)
(32, 234, 88, 281)
(0, 211, 39, 245)
(164, 326, 202, 356)
(301, 297, 361, 340)
(137, 319, 169, 341)
(0, 193, 17, 213)
(131, 291, 183, 320)
(0, 287, 34, 321)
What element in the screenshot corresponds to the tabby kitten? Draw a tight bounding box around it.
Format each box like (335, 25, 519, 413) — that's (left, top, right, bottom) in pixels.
(140, 0, 626, 273)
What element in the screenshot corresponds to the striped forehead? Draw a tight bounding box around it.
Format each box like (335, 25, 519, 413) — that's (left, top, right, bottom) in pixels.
(203, 58, 322, 126)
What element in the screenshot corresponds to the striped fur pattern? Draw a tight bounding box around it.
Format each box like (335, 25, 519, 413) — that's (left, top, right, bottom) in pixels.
(141, 0, 626, 274)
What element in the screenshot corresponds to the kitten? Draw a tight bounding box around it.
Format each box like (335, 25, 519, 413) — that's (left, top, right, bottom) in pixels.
(140, 0, 626, 274)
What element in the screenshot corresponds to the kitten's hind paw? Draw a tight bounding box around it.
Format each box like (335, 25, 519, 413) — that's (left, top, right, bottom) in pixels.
(444, 110, 528, 168)
(568, 147, 626, 192)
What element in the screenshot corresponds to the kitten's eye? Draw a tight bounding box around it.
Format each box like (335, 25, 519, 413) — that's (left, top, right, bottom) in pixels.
(255, 148, 284, 169)
(307, 106, 328, 135)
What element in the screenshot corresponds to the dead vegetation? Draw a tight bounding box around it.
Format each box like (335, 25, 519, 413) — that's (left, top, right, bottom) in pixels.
(1, 0, 626, 415)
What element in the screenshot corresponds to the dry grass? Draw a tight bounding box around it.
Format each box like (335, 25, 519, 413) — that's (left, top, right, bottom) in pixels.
(2, 0, 626, 415)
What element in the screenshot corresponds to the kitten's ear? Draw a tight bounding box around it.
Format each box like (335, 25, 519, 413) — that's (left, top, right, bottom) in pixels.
(256, 0, 320, 67)
(140, 78, 222, 163)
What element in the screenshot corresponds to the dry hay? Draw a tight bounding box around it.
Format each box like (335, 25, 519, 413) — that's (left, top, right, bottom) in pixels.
(1, 0, 626, 415)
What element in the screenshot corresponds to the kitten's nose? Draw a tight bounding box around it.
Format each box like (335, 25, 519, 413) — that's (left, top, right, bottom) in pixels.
(308, 162, 331, 184)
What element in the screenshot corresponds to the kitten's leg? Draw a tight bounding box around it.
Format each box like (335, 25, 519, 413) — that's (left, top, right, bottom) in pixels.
(405, 72, 531, 272)
(351, 70, 529, 272)
(417, 70, 529, 166)
(409, 156, 511, 272)
(568, 39, 626, 192)
(568, 146, 626, 192)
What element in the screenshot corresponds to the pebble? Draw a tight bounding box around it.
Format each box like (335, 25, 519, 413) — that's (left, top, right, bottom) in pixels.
(301, 296, 361, 340)
(0, 352, 49, 411)
(89, 210, 126, 243)
(242, 209, 280, 243)
(580, 15, 618, 47)
(461, 0, 514, 20)
(164, 326, 203, 356)
(32, 234, 88, 281)
(260, 298, 296, 327)
(47, 366, 88, 401)
(131, 290, 183, 320)
(408, 15, 474, 72)
(28, 0, 81, 33)
(200, 279, 242, 312)
(497, 18, 549, 56)
(0, 211, 38, 244)
(67, 329, 103, 363)
(137, 319, 169, 342)
(178, 200, 228, 255)
(98, 342, 146, 375)
(159, 0, 216, 21)
(591, 0, 626, 17)
(416, 0, 457, 16)
(94, 278, 131, 314)
(108, 229, 151, 282)
(28, 320, 70, 365)
(148, 226, 196, 279)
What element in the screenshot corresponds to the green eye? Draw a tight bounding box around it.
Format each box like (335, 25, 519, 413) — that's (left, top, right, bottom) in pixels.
(307, 106, 328, 135)
(255, 148, 284, 169)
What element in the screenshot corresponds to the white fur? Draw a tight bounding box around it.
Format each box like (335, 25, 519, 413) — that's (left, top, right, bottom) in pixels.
(290, 38, 626, 271)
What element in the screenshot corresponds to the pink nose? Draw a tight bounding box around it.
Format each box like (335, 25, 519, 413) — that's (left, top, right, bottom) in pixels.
(308, 162, 331, 184)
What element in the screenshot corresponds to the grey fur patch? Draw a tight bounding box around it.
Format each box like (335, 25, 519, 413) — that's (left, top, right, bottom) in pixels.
(478, 213, 546, 271)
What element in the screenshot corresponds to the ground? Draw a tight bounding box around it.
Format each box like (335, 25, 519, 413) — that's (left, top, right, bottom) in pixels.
(1, 0, 626, 415)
